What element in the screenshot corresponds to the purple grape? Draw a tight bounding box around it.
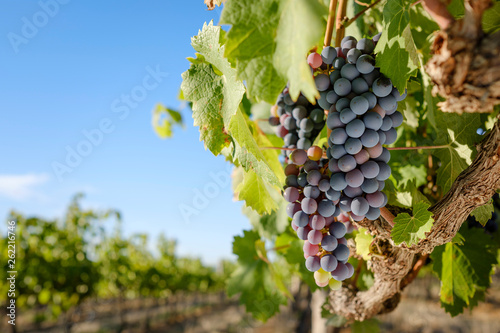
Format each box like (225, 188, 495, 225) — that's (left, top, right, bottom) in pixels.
(304, 185, 320, 199)
(384, 128, 398, 145)
(331, 144, 347, 159)
(340, 64, 360, 81)
(332, 262, 349, 281)
(321, 234, 338, 251)
(345, 138, 362, 155)
(326, 188, 341, 201)
(345, 169, 364, 187)
(330, 222, 347, 238)
(321, 254, 338, 272)
(333, 243, 350, 261)
(343, 185, 363, 198)
(307, 170, 322, 186)
(302, 198, 318, 214)
(390, 111, 404, 127)
(318, 199, 336, 217)
(360, 129, 380, 148)
(338, 155, 357, 172)
(350, 96, 369, 115)
(345, 119, 365, 138)
(376, 162, 391, 181)
(352, 77, 369, 94)
(351, 197, 369, 216)
(361, 178, 379, 194)
(308, 229, 323, 245)
(366, 191, 385, 208)
(331, 128, 348, 145)
(321, 46, 337, 64)
(319, 179, 331, 192)
(334, 78, 351, 96)
(365, 207, 381, 220)
(330, 172, 347, 191)
(306, 256, 321, 272)
(360, 160, 380, 178)
(346, 48, 362, 64)
(283, 187, 299, 202)
(290, 149, 307, 165)
(378, 95, 397, 112)
(293, 211, 309, 228)
(311, 215, 326, 230)
(340, 108, 356, 124)
(356, 54, 375, 74)
(287, 202, 301, 218)
(327, 112, 344, 129)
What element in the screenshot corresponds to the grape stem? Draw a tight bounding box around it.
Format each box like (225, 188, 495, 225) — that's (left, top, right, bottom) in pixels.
(387, 145, 448, 151)
(324, 0, 339, 47)
(380, 207, 395, 227)
(260, 146, 296, 151)
(343, 0, 382, 28)
(334, 0, 348, 47)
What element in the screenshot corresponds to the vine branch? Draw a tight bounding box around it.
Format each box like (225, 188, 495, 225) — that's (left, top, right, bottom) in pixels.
(334, 0, 348, 47)
(343, 0, 382, 28)
(326, 116, 500, 321)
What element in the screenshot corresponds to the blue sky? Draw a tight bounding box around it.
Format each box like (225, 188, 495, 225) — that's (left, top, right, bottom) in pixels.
(0, 1, 249, 265)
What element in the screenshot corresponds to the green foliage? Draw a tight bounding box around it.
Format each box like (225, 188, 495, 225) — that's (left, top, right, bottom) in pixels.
(169, 0, 500, 325)
(392, 202, 434, 246)
(375, 0, 418, 92)
(0, 195, 229, 319)
(431, 226, 498, 316)
(471, 201, 494, 226)
(274, 0, 326, 102)
(227, 230, 288, 321)
(152, 103, 184, 138)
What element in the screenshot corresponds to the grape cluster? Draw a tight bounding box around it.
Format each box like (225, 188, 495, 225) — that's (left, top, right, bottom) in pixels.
(269, 34, 407, 289)
(313, 35, 406, 221)
(269, 88, 326, 151)
(285, 147, 355, 288)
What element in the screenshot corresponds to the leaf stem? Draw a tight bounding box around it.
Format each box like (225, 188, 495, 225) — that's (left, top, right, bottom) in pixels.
(324, 0, 339, 47)
(343, 0, 382, 28)
(387, 145, 448, 151)
(380, 207, 395, 227)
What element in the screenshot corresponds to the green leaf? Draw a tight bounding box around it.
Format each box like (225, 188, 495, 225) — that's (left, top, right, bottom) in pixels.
(483, 1, 500, 33)
(220, 0, 287, 103)
(228, 230, 288, 321)
(375, 0, 418, 92)
(351, 319, 380, 333)
(471, 201, 494, 226)
(181, 62, 230, 155)
(151, 104, 184, 139)
(243, 196, 289, 239)
(391, 202, 433, 246)
(229, 110, 282, 187)
(190, 22, 246, 128)
(274, 0, 326, 102)
(395, 179, 430, 208)
(236, 170, 278, 214)
(355, 228, 373, 260)
(431, 226, 498, 316)
(276, 229, 318, 291)
(433, 113, 482, 193)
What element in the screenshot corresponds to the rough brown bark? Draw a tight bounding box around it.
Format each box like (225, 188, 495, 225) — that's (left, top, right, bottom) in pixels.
(325, 116, 500, 321)
(424, 0, 500, 113)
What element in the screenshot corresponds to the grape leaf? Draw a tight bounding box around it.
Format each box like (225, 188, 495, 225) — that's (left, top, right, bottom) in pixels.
(220, 0, 287, 104)
(391, 201, 433, 246)
(183, 22, 283, 188)
(274, 0, 326, 102)
(151, 104, 184, 139)
(243, 200, 289, 239)
(431, 226, 498, 316)
(433, 113, 482, 193)
(181, 62, 230, 155)
(375, 0, 418, 92)
(355, 228, 373, 260)
(483, 1, 500, 33)
(228, 230, 288, 321)
(236, 170, 278, 214)
(229, 110, 282, 187)
(190, 21, 245, 128)
(470, 201, 494, 226)
(351, 319, 380, 333)
(275, 229, 318, 291)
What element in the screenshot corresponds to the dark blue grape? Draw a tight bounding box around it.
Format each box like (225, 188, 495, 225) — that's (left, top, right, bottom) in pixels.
(361, 178, 379, 194)
(338, 154, 357, 172)
(320, 254, 338, 272)
(345, 138, 362, 155)
(350, 96, 369, 115)
(293, 211, 309, 228)
(334, 78, 351, 96)
(372, 77, 393, 97)
(321, 46, 337, 64)
(351, 197, 369, 216)
(360, 129, 379, 148)
(333, 57, 346, 70)
(336, 98, 351, 111)
(357, 38, 375, 54)
(378, 95, 397, 112)
(346, 48, 362, 64)
(390, 111, 404, 127)
(321, 235, 338, 251)
(306, 256, 321, 272)
(315, 74, 331, 91)
(356, 54, 375, 74)
(327, 112, 344, 129)
(318, 199, 336, 217)
(326, 90, 339, 104)
(330, 172, 347, 191)
(352, 77, 369, 94)
(331, 144, 347, 159)
(346, 119, 365, 138)
(384, 128, 398, 145)
(331, 128, 348, 145)
(340, 64, 360, 81)
(340, 108, 356, 124)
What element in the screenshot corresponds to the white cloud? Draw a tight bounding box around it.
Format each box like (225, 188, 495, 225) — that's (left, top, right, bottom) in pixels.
(0, 173, 50, 200)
